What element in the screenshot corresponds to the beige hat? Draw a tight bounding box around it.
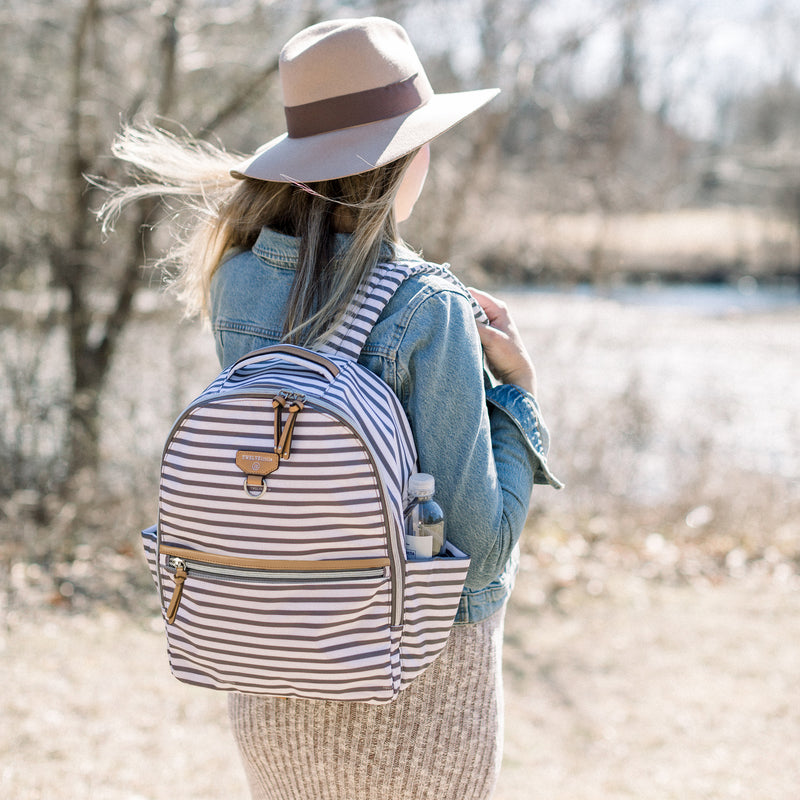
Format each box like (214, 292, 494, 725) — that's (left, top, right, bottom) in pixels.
(232, 17, 499, 184)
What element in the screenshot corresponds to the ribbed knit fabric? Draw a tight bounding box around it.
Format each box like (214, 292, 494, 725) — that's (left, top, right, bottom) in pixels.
(228, 607, 506, 800)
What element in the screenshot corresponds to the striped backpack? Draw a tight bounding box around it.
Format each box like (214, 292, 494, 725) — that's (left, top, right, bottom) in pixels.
(142, 261, 483, 703)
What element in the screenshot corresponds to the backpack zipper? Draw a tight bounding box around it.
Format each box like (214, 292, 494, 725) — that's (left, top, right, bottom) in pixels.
(165, 559, 188, 623)
(167, 556, 386, 583)
(163, 548, 390, 624)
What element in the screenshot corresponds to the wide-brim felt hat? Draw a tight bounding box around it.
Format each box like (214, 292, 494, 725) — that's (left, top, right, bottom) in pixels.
(231, 17, 499, 184)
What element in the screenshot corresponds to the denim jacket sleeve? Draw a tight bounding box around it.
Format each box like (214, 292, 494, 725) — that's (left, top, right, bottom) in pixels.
(366, 281, 561, 594)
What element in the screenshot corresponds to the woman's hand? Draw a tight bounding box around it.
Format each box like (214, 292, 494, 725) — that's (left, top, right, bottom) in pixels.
(468, 287, 536, 396)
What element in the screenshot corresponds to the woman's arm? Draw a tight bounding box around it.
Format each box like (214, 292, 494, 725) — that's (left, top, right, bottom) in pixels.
(397, 286, 558, 590)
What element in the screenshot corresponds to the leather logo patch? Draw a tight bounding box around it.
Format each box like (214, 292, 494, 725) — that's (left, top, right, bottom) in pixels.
(236, 451, 280, 476)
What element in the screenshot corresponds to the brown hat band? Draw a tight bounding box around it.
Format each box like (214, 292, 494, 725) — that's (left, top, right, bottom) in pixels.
(284, 73, 433, 139)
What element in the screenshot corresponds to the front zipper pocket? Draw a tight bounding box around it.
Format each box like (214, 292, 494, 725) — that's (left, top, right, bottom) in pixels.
(160, 545, 390, 624)
(157, 543, 397, 698)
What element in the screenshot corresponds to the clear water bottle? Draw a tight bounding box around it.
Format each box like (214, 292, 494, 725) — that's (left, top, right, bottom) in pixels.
(404, 473, 445, 559)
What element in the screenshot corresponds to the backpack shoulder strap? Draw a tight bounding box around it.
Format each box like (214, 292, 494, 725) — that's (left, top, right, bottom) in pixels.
(317, 260, 489, 361)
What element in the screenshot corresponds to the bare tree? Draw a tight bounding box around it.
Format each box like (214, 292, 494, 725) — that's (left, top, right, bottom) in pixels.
(47, 0, 185, 479)
(721, 78, 800, 275)
(20, 1, 325, 486)
(0, 0, 421, 503)
(404, 0, 637, 264)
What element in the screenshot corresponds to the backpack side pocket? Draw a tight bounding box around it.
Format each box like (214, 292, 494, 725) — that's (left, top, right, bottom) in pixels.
(399, 542, 470, 690)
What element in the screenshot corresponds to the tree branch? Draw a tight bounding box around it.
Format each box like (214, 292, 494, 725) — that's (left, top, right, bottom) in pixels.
(195, 10, 323, 138)
(195, 55, 281, 139)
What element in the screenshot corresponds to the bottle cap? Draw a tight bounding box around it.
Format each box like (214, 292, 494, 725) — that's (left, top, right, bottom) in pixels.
(407, 473, 435, 497)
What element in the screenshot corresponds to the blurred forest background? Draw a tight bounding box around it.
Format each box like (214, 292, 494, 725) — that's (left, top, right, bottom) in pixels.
(1, 0, 799, 605)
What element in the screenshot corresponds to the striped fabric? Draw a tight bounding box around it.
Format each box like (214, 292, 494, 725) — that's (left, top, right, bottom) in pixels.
(317, 259, 489, 360)
(143, 260, 477, 703)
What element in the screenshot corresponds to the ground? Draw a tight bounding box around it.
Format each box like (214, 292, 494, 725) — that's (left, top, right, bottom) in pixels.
(2, 565, 799, 800)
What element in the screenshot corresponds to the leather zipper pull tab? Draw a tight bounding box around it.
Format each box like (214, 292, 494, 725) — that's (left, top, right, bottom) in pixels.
(272, 396, 286, 453)
(166, 560, 187, 624)
(278, 400, 304, 459)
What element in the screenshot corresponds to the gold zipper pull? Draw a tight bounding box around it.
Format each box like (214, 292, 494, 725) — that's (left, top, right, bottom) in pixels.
(277, 400, 304, 459)
(272, 396, 286, 453)
(166, 559, 187, 624)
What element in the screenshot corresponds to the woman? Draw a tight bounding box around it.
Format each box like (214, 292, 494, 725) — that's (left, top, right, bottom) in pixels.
(105, 16, 560, 800)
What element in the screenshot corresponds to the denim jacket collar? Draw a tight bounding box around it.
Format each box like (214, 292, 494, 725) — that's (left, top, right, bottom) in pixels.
(251, 226, 396, 268)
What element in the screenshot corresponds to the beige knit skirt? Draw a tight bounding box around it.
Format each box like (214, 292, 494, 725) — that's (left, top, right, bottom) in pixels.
(228, 606, 506, 800)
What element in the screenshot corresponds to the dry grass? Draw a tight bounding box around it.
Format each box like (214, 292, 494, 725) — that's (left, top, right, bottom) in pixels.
(465, 197, 800, 282)
(3, 566, 799, 799)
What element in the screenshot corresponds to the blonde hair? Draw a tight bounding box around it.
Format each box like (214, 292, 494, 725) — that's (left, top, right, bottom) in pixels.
(99, 123, 418, 346)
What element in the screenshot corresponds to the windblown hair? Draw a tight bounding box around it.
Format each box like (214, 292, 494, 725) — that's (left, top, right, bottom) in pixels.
(99, 124, 418, 346)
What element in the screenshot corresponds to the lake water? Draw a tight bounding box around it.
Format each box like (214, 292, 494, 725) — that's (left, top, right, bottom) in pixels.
(498, 283, 800, 507)
(519, 279, 800, 316)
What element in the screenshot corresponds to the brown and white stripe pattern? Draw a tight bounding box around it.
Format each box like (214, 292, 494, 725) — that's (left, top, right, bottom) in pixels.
(318, 259, 488, 361)
(143, 261, 475, 702)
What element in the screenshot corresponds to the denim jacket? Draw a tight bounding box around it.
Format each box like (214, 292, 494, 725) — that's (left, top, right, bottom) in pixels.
(210, 227, 562, 624)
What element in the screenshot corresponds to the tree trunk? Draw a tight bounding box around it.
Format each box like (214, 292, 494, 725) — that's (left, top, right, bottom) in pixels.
(56, 0, 172, 485)
(58, 0, 100, 483)
(54, 2, 321, 488)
